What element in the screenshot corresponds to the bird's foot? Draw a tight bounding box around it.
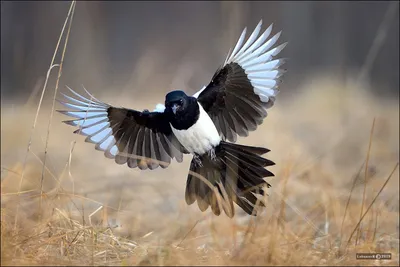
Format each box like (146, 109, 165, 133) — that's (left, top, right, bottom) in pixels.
(209, 149, 217, 161)
(193, 154, 203, 167)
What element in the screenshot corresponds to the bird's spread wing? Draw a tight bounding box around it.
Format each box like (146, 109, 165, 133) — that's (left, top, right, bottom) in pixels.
(57, 87, 187, 170)
(194, 20, 287, 143)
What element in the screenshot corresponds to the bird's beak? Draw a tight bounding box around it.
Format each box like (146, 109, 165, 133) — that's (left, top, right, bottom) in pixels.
(172, 104, 179, 115)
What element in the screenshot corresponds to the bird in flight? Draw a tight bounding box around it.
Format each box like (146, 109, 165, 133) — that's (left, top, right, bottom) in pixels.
(57, 20, 287, 217)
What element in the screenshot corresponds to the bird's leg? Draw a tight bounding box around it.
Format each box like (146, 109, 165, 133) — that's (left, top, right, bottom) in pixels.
(193, 154, 203, 167)
(209, 148, 217, 161)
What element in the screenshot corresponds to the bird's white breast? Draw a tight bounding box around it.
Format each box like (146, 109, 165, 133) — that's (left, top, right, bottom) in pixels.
(170, 104, 221, 155)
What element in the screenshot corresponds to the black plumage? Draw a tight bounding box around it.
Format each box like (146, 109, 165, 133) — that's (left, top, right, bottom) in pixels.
(186, 141, 275, 217)
(197, 62, 281, 143)
(107, 107, 187, 169)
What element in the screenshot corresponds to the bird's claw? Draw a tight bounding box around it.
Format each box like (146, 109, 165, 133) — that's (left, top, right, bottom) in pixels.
(194, 155, 203, 167)
(209, 149, 216, 161)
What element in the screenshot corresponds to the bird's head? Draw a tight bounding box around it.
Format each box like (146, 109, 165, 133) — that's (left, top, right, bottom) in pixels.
(165, 90, 199, 130)
(165, 90, 190, 115)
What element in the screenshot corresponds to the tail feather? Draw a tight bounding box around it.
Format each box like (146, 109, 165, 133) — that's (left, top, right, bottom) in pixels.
(197, 167, 211, 212)
(222, 142, 270, 155)
(185, 141, 274, 217)
(224, 147, 274, 168)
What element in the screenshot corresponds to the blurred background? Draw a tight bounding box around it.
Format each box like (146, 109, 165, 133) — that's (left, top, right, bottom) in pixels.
(1, 1, 399, 102)
(1, 1, 399, 265)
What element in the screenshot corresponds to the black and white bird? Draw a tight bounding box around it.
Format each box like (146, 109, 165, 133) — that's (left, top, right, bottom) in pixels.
(57, 20, 287, 217)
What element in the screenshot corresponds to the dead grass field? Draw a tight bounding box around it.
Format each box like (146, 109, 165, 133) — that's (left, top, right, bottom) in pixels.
(1, 74, 399, 266)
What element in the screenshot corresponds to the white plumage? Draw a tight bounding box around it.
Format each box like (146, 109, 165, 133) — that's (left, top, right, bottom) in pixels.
(192, 85, 206, 98)
(153, 103, 166, 112)
(170, 103, 221, 155)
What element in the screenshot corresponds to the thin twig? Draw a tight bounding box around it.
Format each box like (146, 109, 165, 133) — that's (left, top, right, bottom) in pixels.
(372, 203, 381, 243)
(39, 0, 76, 221)
(14, 1, 76, 234)
(338, 160, 365, 255)
(177, 219, 200, 247)
(356, 118, 375, 245)
(346, 162, 398, 250)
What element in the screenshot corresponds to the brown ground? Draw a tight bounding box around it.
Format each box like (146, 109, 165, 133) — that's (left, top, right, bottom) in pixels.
(1, 74, 399, 266)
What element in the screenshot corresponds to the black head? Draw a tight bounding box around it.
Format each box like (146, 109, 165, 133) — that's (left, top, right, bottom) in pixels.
(165, 90, 188, 114)
(165, 90, 199, 130)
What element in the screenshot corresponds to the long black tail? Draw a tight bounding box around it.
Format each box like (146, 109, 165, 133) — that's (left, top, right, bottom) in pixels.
(185, 141, 275, 217)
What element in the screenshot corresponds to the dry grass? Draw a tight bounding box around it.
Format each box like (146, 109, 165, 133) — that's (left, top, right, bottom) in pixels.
(1, 1, 399, 266)
(1, 76, 399, 266)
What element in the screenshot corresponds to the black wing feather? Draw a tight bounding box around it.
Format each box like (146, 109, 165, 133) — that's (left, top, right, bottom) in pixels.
(195, 20, 286, 142)
(57, 87, 187, 170)
(197, 63, 271, 142)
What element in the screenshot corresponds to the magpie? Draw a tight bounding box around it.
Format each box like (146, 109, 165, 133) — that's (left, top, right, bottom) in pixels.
(57, 20, 287, 217)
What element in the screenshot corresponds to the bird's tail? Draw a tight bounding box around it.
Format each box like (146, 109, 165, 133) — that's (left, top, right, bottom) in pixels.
(185, 141, 275, 217)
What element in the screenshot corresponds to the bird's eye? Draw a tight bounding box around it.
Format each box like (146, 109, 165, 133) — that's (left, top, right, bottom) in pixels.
(179, 99, 183, 105)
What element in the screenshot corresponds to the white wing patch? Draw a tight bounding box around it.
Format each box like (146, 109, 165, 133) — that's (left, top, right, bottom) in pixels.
(193, 85, 206, 98)
(193, 20, 286, 102)
(153, 103, 166, 112)
(225, 20, 286, 103)
(58, 87, 120, 157)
